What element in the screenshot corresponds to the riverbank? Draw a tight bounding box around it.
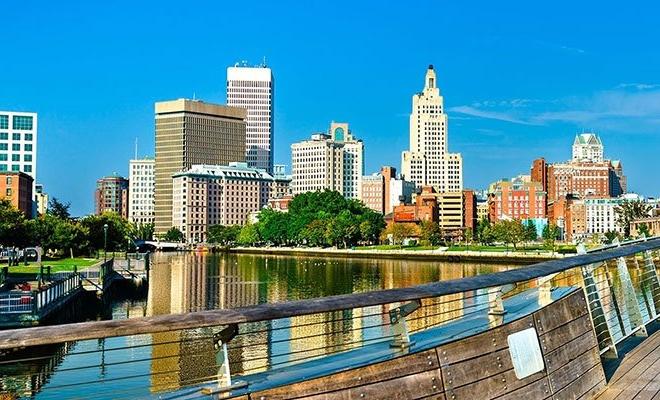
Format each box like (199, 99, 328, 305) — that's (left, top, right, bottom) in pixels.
(230, 246, 569, 264)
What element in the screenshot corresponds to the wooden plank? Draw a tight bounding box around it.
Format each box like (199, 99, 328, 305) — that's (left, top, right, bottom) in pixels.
(1, 239, 659, 348)
(548, 345, 602, 393)
(539, 313, 593, 354)
(295, 369, 443, 400)
(445, 368, 546, 400)
(607, 330, 660, 385)
(614, 359, 660, 400)
(436, 316, 534, 365)
(250, 350, 440, 399)
(543, 330, 599, 374)
(534, 290, 588, 334)
(441, 347, 512, 389)
(551, 363, 605, 400)
(496, 377, 552, 400)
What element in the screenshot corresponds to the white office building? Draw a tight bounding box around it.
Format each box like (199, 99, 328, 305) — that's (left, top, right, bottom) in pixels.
(401, 66, 463, 192)
(128, 158, 155, 225)
(572, 133, 604, 163)
(291, 122, 363, 199)
(227, 63, 274, 173)
(584, 194, 645, 235)
(0, 111, 38, 195)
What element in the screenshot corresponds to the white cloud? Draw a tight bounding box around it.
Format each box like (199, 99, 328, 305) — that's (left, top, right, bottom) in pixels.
(448, 105, 536, 125)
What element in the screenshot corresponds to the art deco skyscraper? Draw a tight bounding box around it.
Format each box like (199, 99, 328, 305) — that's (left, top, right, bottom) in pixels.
(227, 64, 274, 173)
(154, 99, 246, 235)
(402, 65, 463, 192)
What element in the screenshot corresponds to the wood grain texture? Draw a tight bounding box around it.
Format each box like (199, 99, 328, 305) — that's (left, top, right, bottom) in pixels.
(551, 363, 605, 400)
(547, 345, 602, 393)
(539, 313, 593, 354)
(446, 368, 547, 400)
(534, 290, 588, 334)
(2, 239, 659, 348)
(251, 350, 440, 399)
(496, 376, 552, 400)
(543, 330, 599, 374)
(440, 347, 512, 389)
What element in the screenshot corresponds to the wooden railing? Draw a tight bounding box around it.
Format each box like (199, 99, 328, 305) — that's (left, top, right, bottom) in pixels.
(0, 239, 657, 399)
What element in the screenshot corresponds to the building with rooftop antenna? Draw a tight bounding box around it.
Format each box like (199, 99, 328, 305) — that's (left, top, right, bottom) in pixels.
(227, 63, 274, 173)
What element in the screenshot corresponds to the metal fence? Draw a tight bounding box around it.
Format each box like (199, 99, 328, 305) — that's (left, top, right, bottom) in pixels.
(0, 291, 33, 314)
(0, 240, 657, 399)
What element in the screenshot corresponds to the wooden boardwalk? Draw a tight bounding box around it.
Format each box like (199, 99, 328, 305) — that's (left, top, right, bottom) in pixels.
(594, 329, 660, 400)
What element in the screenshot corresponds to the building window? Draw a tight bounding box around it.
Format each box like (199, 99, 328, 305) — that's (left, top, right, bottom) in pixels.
(12, 116, 33, 130)
(0, 165, 5, 171)
(0, 133, 7, 140)
(24, 154, 32, 162)
(12, 133, 20, 140)
(23, 164, 32, 173)
(12, 144, 19, 151)
(11, 165, 19, 172)
(11, 154, 19, 162)
(0, 116, 7, 129)
(25, 133, 32, 141)
(24, 144, 32, 151)
(5, 188, 11, 196)
(0, 144, 6, 150)
(0, 154, 5, 161)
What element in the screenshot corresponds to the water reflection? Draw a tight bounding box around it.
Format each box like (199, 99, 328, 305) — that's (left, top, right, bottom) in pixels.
(1, 253, 517, 398)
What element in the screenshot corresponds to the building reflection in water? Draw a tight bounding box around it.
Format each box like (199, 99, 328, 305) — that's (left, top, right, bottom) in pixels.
(143, 253, 512, 393)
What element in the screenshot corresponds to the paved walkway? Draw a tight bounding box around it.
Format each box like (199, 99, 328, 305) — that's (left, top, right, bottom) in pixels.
(594, 328, 660, 399)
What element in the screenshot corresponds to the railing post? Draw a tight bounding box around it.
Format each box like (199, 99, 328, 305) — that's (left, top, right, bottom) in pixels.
(576, 244, 618, 358)
(641, 236, 660, 318)
(613, 239, 648, 337)
(201, 324, 247, 395)
(389, 300, 421, 349)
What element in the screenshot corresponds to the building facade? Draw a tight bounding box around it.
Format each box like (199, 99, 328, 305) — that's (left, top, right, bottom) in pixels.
(171, 163, 291, 243)
(0, 172, 34, 217)
(95, 175, 129, 217)
(488, 179, 547, 222)
(361, 174, 385, 214)
(572, 133, 604, 163)
(0, 111, 38, 200)
(154, 99, 247, 235)
(388, 177, 416, 215)
(402, 65, 463, 192)
(227, 64, 274, 173)
(291, 122, 363, 199)
(35, 183, 48, 216)
(128, 158, 155, 225)
(462, 190, 477, 231)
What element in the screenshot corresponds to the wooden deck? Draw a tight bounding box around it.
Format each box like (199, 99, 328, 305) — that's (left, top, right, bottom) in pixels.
(594, 329, 660, 400)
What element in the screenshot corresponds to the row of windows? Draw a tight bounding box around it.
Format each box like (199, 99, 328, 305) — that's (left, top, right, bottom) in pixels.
(12, 116, 34, 130)
(0, 133, 34, 141)
(0, 143, 33, 151)
(0, 154, 32, 161)
(0, 164, 32, 172)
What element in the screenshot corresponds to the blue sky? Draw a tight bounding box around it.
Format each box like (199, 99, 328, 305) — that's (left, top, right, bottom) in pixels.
(2, 0, 659, 215)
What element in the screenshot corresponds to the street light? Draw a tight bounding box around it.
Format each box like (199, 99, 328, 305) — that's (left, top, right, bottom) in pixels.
(103, 224, 109, 262)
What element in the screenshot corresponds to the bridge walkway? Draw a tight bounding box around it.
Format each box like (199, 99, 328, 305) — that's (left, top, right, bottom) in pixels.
(595, 328, 660, 400)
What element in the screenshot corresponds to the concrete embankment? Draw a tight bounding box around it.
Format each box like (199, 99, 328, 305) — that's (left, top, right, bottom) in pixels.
(229, 247, 569, 265)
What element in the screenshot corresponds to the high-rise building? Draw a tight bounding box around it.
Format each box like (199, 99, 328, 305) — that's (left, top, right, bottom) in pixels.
(402, 65, 463, 192)
(171, 163, 291, 243)
(95, 175, 129, 217)
(291, 122, 363, 199)
(0, 111, 38, 198)
(128, 158, 155, 225)
(572, 133, 604, 163)
(154, 99, 247, 234)
(227, 64, 274, 173)
(0, 172, 34, 218)
(35, 183, 48, 216)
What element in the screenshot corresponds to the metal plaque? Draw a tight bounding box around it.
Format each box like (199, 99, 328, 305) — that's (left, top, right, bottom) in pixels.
(507, 328, 545, 379)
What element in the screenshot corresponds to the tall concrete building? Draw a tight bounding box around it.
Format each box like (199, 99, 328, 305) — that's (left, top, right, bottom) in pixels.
(402, 66, 463, 192)
(154, 99, 247, 234)
(0, 111, 38, 200)
(227, 64, 274, 173)
(128, 158, 155, 225)
(291, 122, 363, 199)
(95, 175, 129, 218)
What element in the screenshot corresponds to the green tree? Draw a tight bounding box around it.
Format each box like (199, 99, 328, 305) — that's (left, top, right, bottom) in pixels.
(542, 223, 560, 251)
(614, 199, 653, 238)
(476, 217, 491, 245)
(493, 219, 526, 250)
(257, 209, 290, 245)
(207, 225, 240, 245)
(128, 222, 154, 241)
(237, 224, 260, 246)
(637, 223, 651, 238)
(0, 200, 28, 247)
(52, 219, 89, 258)
(162, 227, 184, 242)
(419, 221, 442, 246)
(325, 210, 359, 248)
(301, 219, 329, 246)
(603, 230, 619, 244)
(80, 212, 131, 251)
(383, 223, 418, 246)
(464, 227, 474, 244)
(358, 210, 386, 245)
(524, 220, 538, 242)
(47, 197, 72, 220)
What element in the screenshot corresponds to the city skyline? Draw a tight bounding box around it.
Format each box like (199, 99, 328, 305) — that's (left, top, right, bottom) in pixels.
(2, 1, 660, 215)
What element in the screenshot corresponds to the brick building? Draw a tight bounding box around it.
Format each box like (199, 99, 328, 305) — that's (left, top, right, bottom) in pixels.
(95, 175, 129, 218)
(488, 179, 547, 222)
(0, 171, 33, 217)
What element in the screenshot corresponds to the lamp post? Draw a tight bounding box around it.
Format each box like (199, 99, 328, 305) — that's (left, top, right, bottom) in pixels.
(103, 224, 109, 262)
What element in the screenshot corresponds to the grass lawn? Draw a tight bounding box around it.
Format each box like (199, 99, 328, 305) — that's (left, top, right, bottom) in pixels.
(6, 257, 100, 274)
(353, 244, 440, 251)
